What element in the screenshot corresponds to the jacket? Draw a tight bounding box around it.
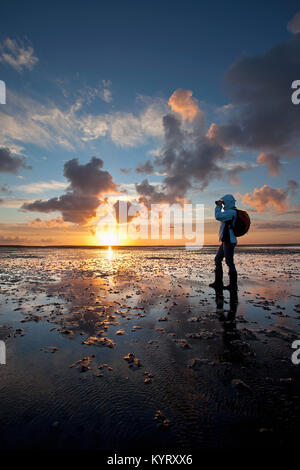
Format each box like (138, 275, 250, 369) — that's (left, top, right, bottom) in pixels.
(215, 194, 237, 244)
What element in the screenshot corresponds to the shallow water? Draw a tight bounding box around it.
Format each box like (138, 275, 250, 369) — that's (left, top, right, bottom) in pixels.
(0, 245, 300, 450)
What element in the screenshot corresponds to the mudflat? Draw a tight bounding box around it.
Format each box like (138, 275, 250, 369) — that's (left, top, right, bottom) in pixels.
(0, 245, 299, 450)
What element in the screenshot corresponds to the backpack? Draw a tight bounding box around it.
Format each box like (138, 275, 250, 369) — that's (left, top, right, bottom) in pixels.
(232, 209, 251, 237)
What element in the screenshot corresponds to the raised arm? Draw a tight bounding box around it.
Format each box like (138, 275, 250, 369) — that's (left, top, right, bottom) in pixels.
(215, 205, 235, 222)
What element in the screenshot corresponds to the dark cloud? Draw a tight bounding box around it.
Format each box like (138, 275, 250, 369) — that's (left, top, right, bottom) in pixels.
(0, 147, 31, 173)
(136, 160, 154, 174)
(135, 114, 240, 205)
(63, 157, 116, 195)
(287, 179, 299, 196)
(22, 193, 101, 224)
(135, 178, 183, 207)
(209, 34, 300, 157)
(257, 152, 282, 176)
(22, 156, 117, 225)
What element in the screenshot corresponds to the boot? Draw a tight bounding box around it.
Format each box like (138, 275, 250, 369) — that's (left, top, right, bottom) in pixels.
(209, 266, 223, 289)
(224, 271, 238, 291)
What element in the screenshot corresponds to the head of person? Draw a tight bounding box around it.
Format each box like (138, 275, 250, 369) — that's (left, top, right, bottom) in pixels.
(221, 194, 236, 210)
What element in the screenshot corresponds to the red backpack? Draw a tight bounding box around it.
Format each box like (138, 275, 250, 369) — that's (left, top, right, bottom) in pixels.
(233, 209, 251, 237)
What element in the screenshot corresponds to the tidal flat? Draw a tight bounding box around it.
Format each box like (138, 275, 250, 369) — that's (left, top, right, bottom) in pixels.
(0, 245, 300, 450)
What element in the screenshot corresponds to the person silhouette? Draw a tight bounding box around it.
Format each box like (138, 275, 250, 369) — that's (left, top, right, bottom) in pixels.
(209, 194, 238, 291)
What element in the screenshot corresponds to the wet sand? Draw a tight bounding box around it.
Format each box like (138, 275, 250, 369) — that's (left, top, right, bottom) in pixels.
(0, 245, 300, 450)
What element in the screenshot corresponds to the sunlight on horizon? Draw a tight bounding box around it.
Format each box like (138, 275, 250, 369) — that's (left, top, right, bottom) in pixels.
(96, 228, 121, 246)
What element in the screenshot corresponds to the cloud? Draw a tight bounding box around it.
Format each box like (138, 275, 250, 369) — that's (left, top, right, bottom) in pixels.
(134, 108, 255, 206)
(0, 147, 31, 173)
(222, 161, 255, 185)
(0, 91, 84, 151)
(140, 99, 167, 137)
(0, 37, 38, 72)
(135, 178, 186, 207)
(257, 152, 282, 176)
(63, 156, 116, 195)
(254, 221, 300, 230)
(14, 180, 67, 194)
(21, 193, 102, 224)
(287, 11, 300, 34)
(287, 179, 299, 195)
(55, 78, 113, 106)
(0, 91, 166, 151)
(28, 217, 71, 228)
(78, 81, 113, 104)
(168, 89, 203, 122)
(118, 182, 139, 199)
(0, 234, 25, 244)
(95, 100, 166, 147)
(159, 113, 219, 195)
(137, 113, 229, 205)
(136, 160, 154, 174)
(238, 181, 298, 213)
(286, 206, 300, 214)
(208, 34, 300, 158)
(0, 198, 34, 208)
(100, 80, 113, 103)
(21, 157, 118, 225)
(107, 113, 145, 147)
(226, 163, 253, 186)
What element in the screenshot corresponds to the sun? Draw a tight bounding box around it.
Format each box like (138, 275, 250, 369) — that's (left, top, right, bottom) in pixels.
(96, 229, 120, 246)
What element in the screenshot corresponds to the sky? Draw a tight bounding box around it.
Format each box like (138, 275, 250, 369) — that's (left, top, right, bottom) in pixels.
(0, 0, 300, 245)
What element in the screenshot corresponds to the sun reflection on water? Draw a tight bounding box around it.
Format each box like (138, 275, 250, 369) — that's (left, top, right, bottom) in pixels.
(107, 246, 113, 259)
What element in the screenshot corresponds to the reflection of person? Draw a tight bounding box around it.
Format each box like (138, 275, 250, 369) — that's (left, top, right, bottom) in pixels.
(215, 289, 243, 364)
(209, 194, 238, 291)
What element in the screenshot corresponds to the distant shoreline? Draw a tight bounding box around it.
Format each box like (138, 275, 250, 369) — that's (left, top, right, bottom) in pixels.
(0, 244, 299, 249)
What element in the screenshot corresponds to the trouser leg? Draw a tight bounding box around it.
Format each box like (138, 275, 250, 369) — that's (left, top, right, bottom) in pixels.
(224, 242, 236, 274)
(215, 243, 224, 281)
(215, 243, 224, 269)
(209, 244, 224, 288)
(223, 242, 238, 290)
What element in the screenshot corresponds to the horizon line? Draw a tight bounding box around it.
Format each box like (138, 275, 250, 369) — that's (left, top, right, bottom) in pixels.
(0, 243, 299, 249)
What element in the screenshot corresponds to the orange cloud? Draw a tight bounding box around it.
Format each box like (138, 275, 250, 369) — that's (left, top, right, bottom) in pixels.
(29, 217, 71, 228)
(168, 89, 202, 122)
(238, 184, 290, 213)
